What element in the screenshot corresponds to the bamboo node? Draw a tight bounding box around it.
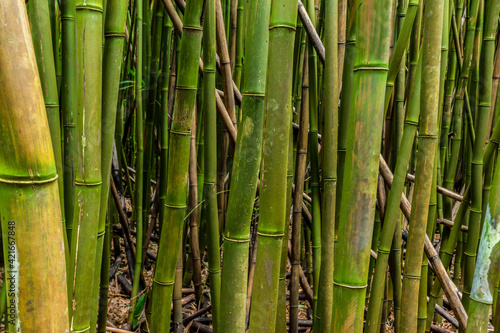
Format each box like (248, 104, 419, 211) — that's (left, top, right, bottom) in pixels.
(256, 231, 285, 238)
(153, 279, 175, 286)
(222, 235, 250, 243)
(353, 66, 388, 72)
(0, 174, 58, 185)
(269, 24, 296, 31)
(71, 325, 91, 333)
(74, 181, 102, 186)
(182, 25, 203, 32)
(164, 203, 187, 209)
(333, 281, 367, 289)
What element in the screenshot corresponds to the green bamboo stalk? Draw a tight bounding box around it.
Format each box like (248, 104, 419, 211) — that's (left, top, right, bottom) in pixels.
(335, 0, 356, 230)
(61, 0, 77, 249)
(382, 0, 419, 114)
(173, 238, 184, 333)
(440, 34, 458, 179)
(365, 54, 423, 333)
(276, 122, 294, 333)
(192, 90, 204, 302)
(390, 2, 408, 332)
(142, 0, 164, 245)
(290, 47, 309, 333)
(27, 0, 67, 260)
(331, 0, 392, 329)
(229, 0, 237, 71)
(219, 0, 271, 329)
(232, 0, 245, 89)
(400, 0, 443, 328)
(158, 9, 173, 258)
(0, 3, 69, 330)
(316, 0, 338, 329)
(97, 197, 115, 333)
(151, 0, 204, 329)
(463, 0, 500, 312)
(151, 11, 173, 325)
(215, 0, 236, 234)
(418, 147, 439, 333)
(90, 0, 128, 330)
(69, 0, 103, 329)
(304, 0, 321, 311)
(202, 0, 221, 328)
(129, 0, 144, 320)
(247, 0, 298, 330)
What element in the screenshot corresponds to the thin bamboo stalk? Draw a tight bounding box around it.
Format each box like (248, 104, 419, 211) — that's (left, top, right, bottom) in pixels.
(304, 0, 321, 318)
(128, 0, 144, 320)
(61, 0, 78, 250)
(316, 0, 338, 330)
(202, 0, 221, 327)
(290, 47, 310, 333)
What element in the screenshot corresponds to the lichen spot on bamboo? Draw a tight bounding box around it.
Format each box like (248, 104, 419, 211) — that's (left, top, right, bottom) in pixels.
(471, 205, 500, 303)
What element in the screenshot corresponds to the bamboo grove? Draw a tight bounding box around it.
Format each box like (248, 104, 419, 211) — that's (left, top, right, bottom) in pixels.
(2, 0, 500, 331)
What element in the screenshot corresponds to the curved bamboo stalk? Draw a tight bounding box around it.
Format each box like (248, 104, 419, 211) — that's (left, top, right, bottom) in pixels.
(0, 2, 69, 330)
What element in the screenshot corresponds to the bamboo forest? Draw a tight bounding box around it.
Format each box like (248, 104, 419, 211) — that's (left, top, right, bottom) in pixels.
(3, 0, 500, 331)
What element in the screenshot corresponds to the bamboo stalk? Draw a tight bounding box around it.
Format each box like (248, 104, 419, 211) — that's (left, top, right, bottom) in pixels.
(366, 51, 423, 333)
(61, 0, 78, 250)
(331, 0, 392, 329)
(219, 0, 271, 329)
(202, 0, 221, 328)
(0, 2, 69, 330)
(315, 0, 338, 330)
(27, 0, 67, 261)
(290, 47, 310, 333)
(69, 0, 103, 329)
(151, 0, 204, 329)
(247, 0, 298, 330)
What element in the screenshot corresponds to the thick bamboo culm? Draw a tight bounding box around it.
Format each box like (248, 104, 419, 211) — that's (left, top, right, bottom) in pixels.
(0, 1, 69, 331)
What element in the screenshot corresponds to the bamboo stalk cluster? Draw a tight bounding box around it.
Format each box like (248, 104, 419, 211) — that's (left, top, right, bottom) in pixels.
(1, 0, 500, 332)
